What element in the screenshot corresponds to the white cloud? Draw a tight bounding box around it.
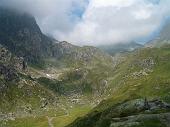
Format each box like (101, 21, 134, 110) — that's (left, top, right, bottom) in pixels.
(60, 0, 170, 45)
(1, 0, 170, 45)
(90, 0, 135, 8)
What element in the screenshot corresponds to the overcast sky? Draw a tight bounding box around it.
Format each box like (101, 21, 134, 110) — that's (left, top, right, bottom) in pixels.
(1, 0, 170, 45)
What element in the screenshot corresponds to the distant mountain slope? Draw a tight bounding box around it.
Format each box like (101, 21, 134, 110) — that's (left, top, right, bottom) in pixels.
(66, 45, 170, 127)
(98, 42, 143, 55)
(146, 21, 170, 47)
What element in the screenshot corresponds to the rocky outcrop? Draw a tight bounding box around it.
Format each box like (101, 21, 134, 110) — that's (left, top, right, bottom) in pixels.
(66, 98, 170, 127)
(0, 65, 19, 81)
(0, 45, 27, 81)
(110, 99, 170, 127)
(131, 68, 153, 79)
(116, 99, 170, 113)
(110, 113, 170, 127)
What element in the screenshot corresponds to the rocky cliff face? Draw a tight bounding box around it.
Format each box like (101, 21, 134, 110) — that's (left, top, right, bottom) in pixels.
(0, 8, 54, 63)
(0, 44, 26, 81)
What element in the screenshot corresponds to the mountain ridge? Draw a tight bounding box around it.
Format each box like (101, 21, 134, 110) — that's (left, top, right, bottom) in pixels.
(98, 42, 143, 55)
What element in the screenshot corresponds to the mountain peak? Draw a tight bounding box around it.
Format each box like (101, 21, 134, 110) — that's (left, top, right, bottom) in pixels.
(0, 7, 54, 63)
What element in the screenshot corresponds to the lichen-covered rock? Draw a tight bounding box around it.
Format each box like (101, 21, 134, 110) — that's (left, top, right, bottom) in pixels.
(0, 65, 19, 81)
(0, 45, 27, 81)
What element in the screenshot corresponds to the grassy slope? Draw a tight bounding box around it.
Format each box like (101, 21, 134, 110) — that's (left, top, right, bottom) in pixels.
(66, 45, 170, 127)
(3, 105, 92, 127)
(97, 46, 170, 111)
(0, 73, 93, 127)
(0, 74, 58, 113)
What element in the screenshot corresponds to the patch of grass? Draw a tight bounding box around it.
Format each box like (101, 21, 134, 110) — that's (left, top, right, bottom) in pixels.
(53, 105, 91, 127)
(5, 116, 49, 127)
(132, 118, 166, 127)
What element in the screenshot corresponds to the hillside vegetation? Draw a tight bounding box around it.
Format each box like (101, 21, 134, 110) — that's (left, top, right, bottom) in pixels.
(66, 45, 170, 127)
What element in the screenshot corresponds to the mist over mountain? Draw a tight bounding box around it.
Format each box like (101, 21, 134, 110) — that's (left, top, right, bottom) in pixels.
(146, 20, 170, 47)
(98, 42, 143, 55)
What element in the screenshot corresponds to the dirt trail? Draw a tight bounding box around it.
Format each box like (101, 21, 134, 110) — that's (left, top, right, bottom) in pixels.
(46, 116, 54, 127)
